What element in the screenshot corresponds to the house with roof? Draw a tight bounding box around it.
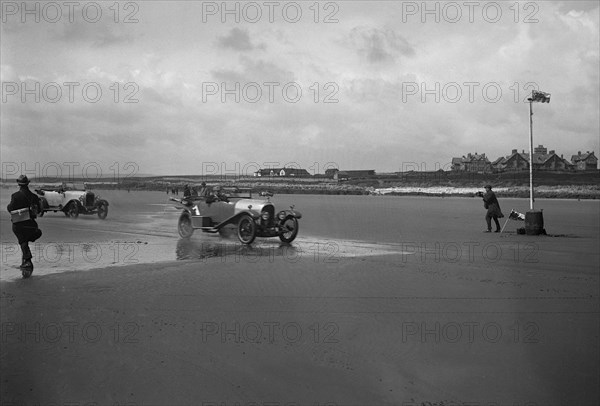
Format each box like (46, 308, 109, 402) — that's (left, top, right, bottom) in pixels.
(571, 151, 598, 170)
(253, 167, 312, 177)
(492, 146, 573, 172)
(491, 149, 529, 172)
(450, 153, 492, 172)
(531, 149, 573, 171)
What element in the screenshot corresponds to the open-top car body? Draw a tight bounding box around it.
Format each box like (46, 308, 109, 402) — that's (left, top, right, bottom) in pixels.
(170, 188, 301, 244)
(34, 183, 109, 219)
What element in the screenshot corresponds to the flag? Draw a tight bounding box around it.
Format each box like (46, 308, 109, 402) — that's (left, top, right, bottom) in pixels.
(509, 210, 525, 221)
(531, 90, 551, 103)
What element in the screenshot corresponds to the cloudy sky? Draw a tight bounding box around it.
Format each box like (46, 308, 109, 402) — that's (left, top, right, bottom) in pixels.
(1, 1, 598, 178)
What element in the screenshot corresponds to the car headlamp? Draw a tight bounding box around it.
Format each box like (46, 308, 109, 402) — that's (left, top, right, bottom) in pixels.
(277, 211, 286, 220)
(261, 211, 270, 221)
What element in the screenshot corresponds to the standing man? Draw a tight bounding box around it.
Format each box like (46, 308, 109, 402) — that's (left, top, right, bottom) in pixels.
(7, 175, 43, 278)
(480, 185, 504, 233)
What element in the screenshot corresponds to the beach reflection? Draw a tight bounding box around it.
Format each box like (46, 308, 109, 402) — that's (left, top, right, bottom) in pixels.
(175, 238, 300, 262)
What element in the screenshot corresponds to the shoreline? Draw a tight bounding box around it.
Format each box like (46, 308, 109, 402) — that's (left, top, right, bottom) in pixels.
(2, 182, 599, 199)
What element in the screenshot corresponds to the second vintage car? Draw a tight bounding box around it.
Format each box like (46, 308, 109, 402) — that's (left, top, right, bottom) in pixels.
(35, 183, 109, 219)
(170, 188, 301, 244)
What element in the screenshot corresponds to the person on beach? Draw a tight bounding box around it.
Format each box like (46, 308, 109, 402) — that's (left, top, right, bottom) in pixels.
(198, 182, 209, 197)
(7, 175, 43, 278)
(480, 185, 504, 233)
(183, 184, 191, 198)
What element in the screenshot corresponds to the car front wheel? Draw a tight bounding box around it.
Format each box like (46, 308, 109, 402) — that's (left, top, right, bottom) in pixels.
(64, 202, 79, 219)
(97, 202, 108, 219)
(178, 212, 194, 238)
(237, 214, 256, 245)
(279, 216, 299, 243)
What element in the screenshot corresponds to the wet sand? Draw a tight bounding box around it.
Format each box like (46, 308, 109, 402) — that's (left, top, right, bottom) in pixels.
(1, 190, 598, 405)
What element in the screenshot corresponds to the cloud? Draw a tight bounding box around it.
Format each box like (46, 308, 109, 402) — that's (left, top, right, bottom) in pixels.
(52, 19, 134, 48)
(348, 26, 415, 64)
(557, 0, 599, 14)
(211, 56, 295, 84)
(217, 28, 260, 51)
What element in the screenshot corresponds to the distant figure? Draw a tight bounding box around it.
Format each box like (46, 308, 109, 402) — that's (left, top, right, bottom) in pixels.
(191, 187, 198, 197)
(183, 184, 191, 198)
(198, 182, 209, 197)
(7, 175, 43, 278)
(480, 185, 504, 233)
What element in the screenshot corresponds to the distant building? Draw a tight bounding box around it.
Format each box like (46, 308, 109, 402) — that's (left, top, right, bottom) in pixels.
(534, 144, 547, 154)
(254, 168, 311, 177)
(492, 146, 573, 172)
(571, 151, 598, 170)
(492, 149, 529, 172)
(532, 149, 573, 171)
(325, 169, 376, 180)
(451, 153, 491, 172)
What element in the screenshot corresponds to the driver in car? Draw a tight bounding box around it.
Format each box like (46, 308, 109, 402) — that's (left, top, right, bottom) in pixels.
(206, 185, 229, 203)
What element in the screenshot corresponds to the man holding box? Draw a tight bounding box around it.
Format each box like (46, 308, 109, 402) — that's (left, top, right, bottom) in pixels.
(7, 175, 43, 278)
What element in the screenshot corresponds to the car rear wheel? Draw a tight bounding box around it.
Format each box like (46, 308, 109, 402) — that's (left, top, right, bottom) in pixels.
(237, 214, 256, 245)
(64, 202, 79, 219)
(178, 212, 194, 238)
(38, 197, 48, 217)
(279, 216, 299, 243)
(97, 202, 108, 219)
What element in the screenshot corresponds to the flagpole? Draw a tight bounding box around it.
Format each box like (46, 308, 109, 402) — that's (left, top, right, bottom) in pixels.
(528, 92, 534, 210)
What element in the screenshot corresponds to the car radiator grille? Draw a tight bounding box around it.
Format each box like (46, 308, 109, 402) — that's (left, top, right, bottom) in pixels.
(85, 193, 95, 206)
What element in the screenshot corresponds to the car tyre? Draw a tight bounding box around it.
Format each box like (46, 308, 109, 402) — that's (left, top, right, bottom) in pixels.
(279, 216, 299, 243)
(237, 214, 256, 245)
(178, 212, 194, 238)
(97, 202, 108, 219)
(64, 202, 79, 219)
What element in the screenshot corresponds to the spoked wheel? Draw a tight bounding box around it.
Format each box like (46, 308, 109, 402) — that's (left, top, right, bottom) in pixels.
(97, 202, 108, 219)
(178, 212, 194, 239)
(38, 198, 47, 217)
(64, 202, 79, 219)
(279, 216, 299, 243)
(237, 214, 256, 245)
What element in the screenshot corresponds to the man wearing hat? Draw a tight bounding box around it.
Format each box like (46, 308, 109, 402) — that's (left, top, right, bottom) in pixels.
(480, 185, 504, 233)
(7, 175, 43, 278)
(183, 184, 191, 198)
(198, 182, 209, 197)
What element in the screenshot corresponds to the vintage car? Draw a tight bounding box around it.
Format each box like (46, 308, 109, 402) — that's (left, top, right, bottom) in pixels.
(34, 184, 109, 219)
(170, 188, 301, 244)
